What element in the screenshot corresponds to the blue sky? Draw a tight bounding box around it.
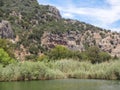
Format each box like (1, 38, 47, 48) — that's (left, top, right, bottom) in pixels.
(37, 0, 120, 32)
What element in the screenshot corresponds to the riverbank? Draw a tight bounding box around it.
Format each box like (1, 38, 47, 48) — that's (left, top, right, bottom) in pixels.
(0, 59, 120, 81)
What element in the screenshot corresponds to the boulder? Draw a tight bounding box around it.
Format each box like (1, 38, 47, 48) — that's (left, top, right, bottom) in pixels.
(0, 20, 14, 39)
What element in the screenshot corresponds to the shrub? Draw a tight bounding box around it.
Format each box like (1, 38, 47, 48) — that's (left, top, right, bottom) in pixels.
(83, 46, 111, 64)
(99, 52, 111, 62)
(37, 54, 48, 61)
(0, 39, 15, 58)
(25, 55, 37, 61)
(47, 45, 70, 60)
(29, 46, 39, 55)
(46, 45, 82, 60)
(0, 48, 15, 66)
(86, 46, 100, 63)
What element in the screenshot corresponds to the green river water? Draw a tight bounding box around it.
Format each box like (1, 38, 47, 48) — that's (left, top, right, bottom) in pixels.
(0, 79, 120, 90)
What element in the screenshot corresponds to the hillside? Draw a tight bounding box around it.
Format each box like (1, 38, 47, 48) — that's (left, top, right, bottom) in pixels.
(0, 0, 120, 60)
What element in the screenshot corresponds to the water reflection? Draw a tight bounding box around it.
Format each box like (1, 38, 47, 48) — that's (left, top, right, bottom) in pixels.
(0, 79, 120, 90)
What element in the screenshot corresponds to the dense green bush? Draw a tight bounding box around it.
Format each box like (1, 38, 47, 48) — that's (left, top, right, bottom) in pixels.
(0, 39, 15, 58)
(86, 46, 101, 63)
(80, 46, 111, 64)
(46, 45, 81, 60)
(46, 45, 111, 63)
(29, 46, 39, 55)
(47, 45, 70, 60)
(99, 51, 111, 62)
(0, 48, 15, 66)
(37, 54, 48, 61)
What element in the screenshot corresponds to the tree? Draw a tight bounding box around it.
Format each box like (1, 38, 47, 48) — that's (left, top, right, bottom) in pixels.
(85, 46, 111, 64)
(47, 45, 70, 60)
(0, 48, 15, 66)
(0, 39, 15, 58)
(86, 46, 100, 63)
(99, 52, 111, 62)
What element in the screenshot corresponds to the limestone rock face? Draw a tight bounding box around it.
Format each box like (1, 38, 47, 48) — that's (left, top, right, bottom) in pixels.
(41, 5, 62, 22)
(1, 0, 120, 59)
(0, 20, 14, 39)
(41, 30, 120, 57)
(47, 5, 61, 20)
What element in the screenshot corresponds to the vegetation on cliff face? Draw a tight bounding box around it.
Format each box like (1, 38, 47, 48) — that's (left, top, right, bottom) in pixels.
(0, 0, 120, 82)
(0, 0, 119, 64)
(1, 0, 117, 60)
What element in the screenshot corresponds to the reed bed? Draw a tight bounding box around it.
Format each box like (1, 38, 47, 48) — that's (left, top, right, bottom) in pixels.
(0, 59, 120, 81)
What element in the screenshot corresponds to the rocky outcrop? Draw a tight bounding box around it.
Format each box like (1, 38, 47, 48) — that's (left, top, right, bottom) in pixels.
(0, 20, 14, 39)
(41, 30, 120, 57)
(47, 5, 61, 20)
(41, 5, 62, 22)
(1, 0, 120, 60)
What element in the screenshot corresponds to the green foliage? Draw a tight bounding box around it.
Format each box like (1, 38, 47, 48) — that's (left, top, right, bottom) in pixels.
(0, 48, 15, 66)
(54, 59, 120, 80)
(69, 51, 82, 60)
(0, 59, 120, 81)
(46, 45, 111, 63)
(87, 46, 101, 63)
(47, 45, 72, 60)
(47, 45, 82, 60)
(18, 26, 45, 56)
(99, 52, 111, 62)
(0, 61, 65, 81)
(0, 0, 108, 58)
(80, 46, 111, 63)
(25, 55, 37, 61)
(37, 54, 48, 61)
(0, 39, 15, 58)
(29, 46, 39, 55)
(28, 27, 44, 41)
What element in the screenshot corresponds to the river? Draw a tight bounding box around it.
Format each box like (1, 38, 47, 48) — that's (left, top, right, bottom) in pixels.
(0, 79, 120, 90)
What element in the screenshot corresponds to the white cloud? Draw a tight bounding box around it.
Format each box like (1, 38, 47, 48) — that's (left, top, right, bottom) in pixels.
(56, 0, 120, 32)
(59, 4, 120, 24)
(110, 28, 120, 32)
(62, 13, 75, 18)
(39, 0, 120, 32)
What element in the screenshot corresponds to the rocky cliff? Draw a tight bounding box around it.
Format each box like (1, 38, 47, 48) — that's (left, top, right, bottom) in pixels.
(41, 29, 120, 57)
(0, 0, 120, 60)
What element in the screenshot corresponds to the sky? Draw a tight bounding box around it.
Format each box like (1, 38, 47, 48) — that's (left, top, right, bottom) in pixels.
(37, 0, 120, 32)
